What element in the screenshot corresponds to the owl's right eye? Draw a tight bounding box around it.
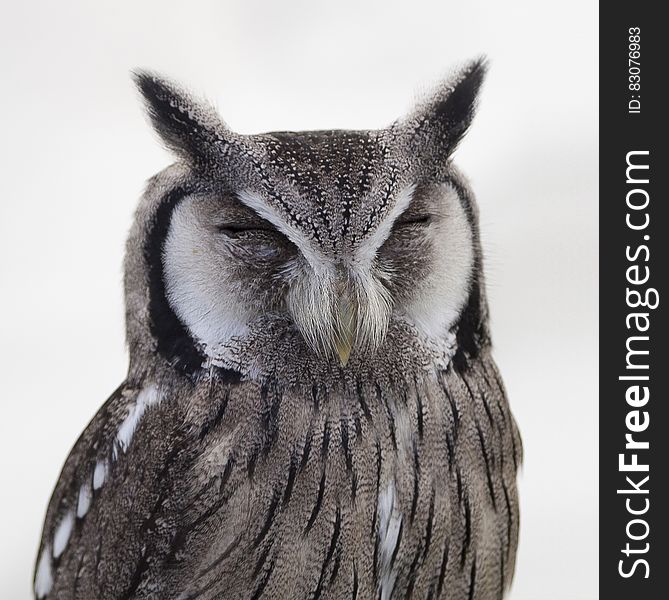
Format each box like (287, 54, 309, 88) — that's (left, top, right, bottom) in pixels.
(217, 224, 272, 238)
(216, 223, 296, 261)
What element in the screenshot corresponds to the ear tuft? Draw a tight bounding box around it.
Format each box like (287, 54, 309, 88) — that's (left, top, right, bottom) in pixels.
(132, 70, 230, 165)
(433, 58, 487, 144)
(402, 58, 488, 160)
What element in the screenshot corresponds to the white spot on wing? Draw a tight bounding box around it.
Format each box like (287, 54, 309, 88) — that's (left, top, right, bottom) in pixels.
(35, 546, 53, 598)
(52, 510, 75, 558)
(93, 460, 107, 490)
(378, 480, 403, 600)
(116, 384, 161, 453)
(77, 482, 92, 518)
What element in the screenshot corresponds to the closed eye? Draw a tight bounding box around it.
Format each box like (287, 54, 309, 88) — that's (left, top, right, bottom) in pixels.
(218, 223, 269, 233)
(217, 224, 273, 236)
(216, 223, 296, 256)
(393, 215, 432, 228)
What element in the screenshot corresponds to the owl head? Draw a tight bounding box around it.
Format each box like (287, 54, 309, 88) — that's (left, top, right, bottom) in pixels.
(125, 61, 488, 378)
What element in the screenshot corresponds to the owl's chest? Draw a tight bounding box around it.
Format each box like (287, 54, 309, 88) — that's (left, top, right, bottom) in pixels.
(175, 362, 516, 599)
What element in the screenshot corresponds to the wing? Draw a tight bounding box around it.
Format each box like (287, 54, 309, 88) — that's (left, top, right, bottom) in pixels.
(34, 376, 243, 600)
(34, 380, 159, 599)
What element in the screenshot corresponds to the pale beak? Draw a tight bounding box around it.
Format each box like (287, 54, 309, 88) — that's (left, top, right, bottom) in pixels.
(334, 283, 357, 367)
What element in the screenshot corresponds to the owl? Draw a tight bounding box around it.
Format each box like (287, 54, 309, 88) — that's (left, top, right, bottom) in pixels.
(34, 59, 521, 600)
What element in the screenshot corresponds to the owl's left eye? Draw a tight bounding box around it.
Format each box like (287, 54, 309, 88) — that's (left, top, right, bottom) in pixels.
(393, 215, 432, 229)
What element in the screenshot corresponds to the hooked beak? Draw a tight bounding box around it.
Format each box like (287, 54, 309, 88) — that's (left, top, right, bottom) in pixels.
(288, 264, 390, 367)
(334, 281, 357, 367)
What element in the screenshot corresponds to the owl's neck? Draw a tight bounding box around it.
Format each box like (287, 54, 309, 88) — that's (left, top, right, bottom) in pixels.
(197, 314, 459, 387)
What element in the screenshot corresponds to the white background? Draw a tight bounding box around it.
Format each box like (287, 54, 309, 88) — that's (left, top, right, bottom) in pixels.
(0, 1, 597, 598)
